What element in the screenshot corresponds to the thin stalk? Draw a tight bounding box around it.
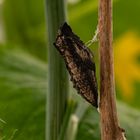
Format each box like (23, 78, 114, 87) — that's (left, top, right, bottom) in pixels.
(45, 1, 68, 140)
(58, 100, 76, 140)
(98, 0, 125, 140)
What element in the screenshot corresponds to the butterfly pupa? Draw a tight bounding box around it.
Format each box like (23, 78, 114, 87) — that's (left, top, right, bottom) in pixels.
(54, 22, 98, 108)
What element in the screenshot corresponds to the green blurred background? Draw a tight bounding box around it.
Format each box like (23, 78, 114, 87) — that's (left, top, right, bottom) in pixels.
(0, 0, 140, 139)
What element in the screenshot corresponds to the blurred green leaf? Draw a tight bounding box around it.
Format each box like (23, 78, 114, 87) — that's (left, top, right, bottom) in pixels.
(76, 102, 140, 140)
(0, 47, 140, 139)
(118, 102, 140, 140)
(3, 0, 46, 61)
(0, 46, 46, 139)
(76, 105, 100, 140)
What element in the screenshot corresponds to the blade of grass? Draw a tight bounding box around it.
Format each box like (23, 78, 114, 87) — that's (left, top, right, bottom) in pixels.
(45, 0, 68, 140)
(58, 100, 76, 140)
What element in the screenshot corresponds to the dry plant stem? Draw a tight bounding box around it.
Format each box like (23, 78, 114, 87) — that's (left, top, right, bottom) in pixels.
(98, 0, 125, 140)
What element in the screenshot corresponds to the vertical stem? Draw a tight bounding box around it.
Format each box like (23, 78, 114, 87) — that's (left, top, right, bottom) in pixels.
(98, 0, 125, 140)
(46, 0, 68, 140)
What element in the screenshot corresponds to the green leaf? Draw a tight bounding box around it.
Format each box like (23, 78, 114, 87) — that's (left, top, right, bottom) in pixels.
(118, 102, 140, 140)
(0, 47, 46, 139)
(76, 101, 140, 140)
(75, 105, 100, 140)
(3, 0, 46, 60)
(0, 47, 140, 140)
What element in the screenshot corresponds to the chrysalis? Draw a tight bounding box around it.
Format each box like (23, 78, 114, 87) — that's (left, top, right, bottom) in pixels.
(54, 22, 98, 107)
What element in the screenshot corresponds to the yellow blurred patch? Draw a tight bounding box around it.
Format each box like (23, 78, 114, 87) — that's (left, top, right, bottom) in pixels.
(114, 32, 140, 100)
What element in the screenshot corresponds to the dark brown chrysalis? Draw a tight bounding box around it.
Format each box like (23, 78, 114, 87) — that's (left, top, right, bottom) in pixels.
(54, 22, 98, 107)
